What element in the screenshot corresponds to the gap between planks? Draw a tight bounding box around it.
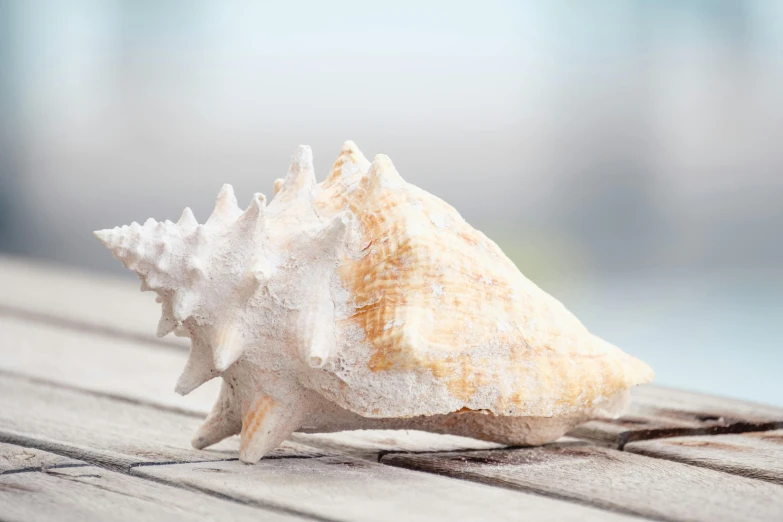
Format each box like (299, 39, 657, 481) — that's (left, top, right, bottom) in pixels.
(0, 368, 204, 421)
(0, 440, 639, 522)
(129, 469, 342, 522)
(612, 421, 783, 450)
(0, 303, 184, 352)
(0, 447, 314, 522)
(0, 441, 338, 522)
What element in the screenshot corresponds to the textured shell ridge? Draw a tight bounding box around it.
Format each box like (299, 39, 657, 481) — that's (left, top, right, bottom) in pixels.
(94, 140, 654, 462)
(305, 145, 653, 419)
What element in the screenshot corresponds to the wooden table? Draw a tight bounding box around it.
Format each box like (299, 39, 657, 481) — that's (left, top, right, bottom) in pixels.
(1, 256, 782, 522)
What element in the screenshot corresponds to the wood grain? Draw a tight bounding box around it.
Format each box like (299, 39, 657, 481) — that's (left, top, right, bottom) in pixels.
(135, 456, 643, 522)
(0, 255, 186, 349)
(381, 443, 783, 522)
(0, 442, 84, 474)
(626, 429, 783, 485)
(0, 315, 219, 416)
(0, 465, 302, 522)
(570, 385, 783, 448)
(0, 315, 521, 461)
(0, 373, 328, 472)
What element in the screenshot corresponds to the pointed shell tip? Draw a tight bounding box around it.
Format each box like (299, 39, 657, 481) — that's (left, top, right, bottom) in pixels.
(93, 229, 110, 243)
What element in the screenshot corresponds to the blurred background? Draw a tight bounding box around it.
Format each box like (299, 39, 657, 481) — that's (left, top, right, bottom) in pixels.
(0, 0, 781, 405)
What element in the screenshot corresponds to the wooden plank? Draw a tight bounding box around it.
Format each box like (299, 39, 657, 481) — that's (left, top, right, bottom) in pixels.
(0, 316, 519, 460)
(625, 429, 783, 485)
(0, 465, 303, 522)
(8, 301, 783, 457)
(569, 385, 783, 448)
(135, 456, 643, 522)
(290, 430, 504, 461)
(381, 443, 783, 522)
(0, 315, 218, 416)
(0, 442, 84, 474)
(0, 255, 186, 348)
(0, 373, 329, 472)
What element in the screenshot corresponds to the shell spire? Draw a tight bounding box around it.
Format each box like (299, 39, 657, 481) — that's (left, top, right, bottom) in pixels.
(94, 219, 177, 291)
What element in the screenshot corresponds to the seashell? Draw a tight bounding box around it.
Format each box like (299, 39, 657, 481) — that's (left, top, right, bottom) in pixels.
(95, 141, 654, 463)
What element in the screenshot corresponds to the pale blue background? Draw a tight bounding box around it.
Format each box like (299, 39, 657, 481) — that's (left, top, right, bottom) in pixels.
(1, 1, 781, 405)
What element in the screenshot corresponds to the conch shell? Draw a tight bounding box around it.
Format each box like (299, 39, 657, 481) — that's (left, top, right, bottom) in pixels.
(95, 142, 653, 463)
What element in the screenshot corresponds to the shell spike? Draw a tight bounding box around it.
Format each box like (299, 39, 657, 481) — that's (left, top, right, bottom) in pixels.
(192, 381, 241, 449)
(93, 228, 113, 246)
(298, 304, 336, 369)
(273, 178, 284, 195)
(207, 184, 241, 225)
(317, 211, 352, 251)
(281, 145, 316, 194)
(368, 154, 403, 182)
(177, 207, 198, 231)
(342, 139, 360, 152)
(327, 140, 371, 182)
(176, 338, 217, 395)
(186, 258, 206, 282)
(297, 273, 337, 369)
(212, 323, 245, 372)
(239, 394, 304, 463)
(237, 193, 267, 233)
(157, 313, 179, 338)
(93, 228, 125, 259)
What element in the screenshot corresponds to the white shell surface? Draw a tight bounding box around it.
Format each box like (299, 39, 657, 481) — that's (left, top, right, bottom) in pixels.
(95, 141, 653, 462)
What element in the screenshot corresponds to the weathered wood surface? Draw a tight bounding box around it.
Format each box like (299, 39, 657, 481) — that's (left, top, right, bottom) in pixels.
(0, 463, 302, 522)
(0, 255, 186, 348)
(0, 442, 84, 474)
(3, 256, 783, 521)
(0, 315, 521, 460)
(0, 373, 327, 472)
(570, 385, 783, 448)
(135, 455, 643, 522)
(381, 443, 783, 522)
(0, 315, 219, 416)
(626, 429, 783, 485)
